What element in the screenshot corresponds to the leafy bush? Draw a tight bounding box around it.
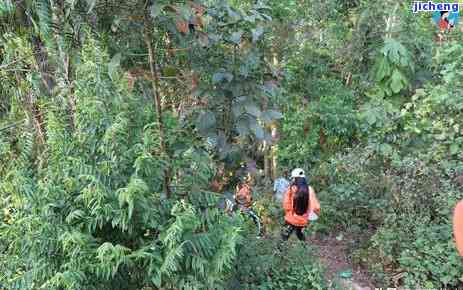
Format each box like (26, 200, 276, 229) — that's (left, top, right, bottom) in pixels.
(278, 78, 357, 169)
(0, 38, 243, 290)
(314, 145, 463, 288)
(314, 146, 388, 230)
(228, 236, 327, 290)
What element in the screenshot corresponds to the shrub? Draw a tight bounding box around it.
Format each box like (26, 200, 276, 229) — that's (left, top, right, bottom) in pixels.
(314, 145, 463, 288)
(228, 236, 327, 290)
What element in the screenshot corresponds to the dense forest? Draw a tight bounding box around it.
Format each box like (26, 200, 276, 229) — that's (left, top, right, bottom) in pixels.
(2, 0, 463, 289)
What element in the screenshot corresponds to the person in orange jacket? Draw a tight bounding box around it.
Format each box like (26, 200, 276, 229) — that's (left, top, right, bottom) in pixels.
(234, 182, 253, 210)
(453, 200, 463, 256)
(234, 177, 264, 236)
(281, 168, 320, 241)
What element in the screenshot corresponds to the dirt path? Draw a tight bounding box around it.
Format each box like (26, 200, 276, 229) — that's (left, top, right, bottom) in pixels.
(307, 231, 375, 290)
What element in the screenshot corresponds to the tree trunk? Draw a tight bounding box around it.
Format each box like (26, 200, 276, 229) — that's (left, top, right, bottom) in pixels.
(319, 127, 326, 150)
(385, 3, 399, 39)
(26, 92, 46, 145)
(144, 14, 171, 197)
(16, 1, 56, 143)
(31, 36, 56, 96)
(14, 1, 52, 143)
(52, 0, 77, 130)
(64, 54, 77, 130)
(270, 123, 278, 180)
(263, 141, 270, 181)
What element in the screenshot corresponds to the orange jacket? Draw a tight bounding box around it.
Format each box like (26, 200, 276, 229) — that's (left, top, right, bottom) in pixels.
(453, 200, 463, 256)
(439, 19, 448, 30)
(235, 184, 252, 208)
(283, 185, 320, 227)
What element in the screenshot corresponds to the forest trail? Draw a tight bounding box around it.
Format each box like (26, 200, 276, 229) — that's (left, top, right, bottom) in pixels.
(307, 231, 374, 290)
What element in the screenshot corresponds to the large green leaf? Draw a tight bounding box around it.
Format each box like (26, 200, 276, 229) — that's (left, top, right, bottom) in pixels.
(108, 53, 121, 80)
(267, 110, 283, 119)
(86, 0, 96, 13)
(248, 117, 264, 140)
(150, 3, 165, 19)
(179, 4, 192, 20)
(236, 117, 249, 136)
(152, 273, 162, 288)
(261, 110, 283, 124)
(383, 38, 402, 64)
(227, 6, 241, 22)
(390, 69, 405, 94)
(379, 143, 392, 155)
(212, 71, 233, 84)
(196, 111, 216, 133)
(375, 57, 390, 82)
(251, 26, 264, 43)
(366, 113, 376, 126)
(253, 124, 264, 140)
(232, 103, 242, 117)
(245, 104, 261, 117)
(229, 30, 243, 44)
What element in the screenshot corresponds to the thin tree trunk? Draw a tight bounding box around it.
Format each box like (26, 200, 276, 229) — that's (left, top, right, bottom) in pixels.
(224, 45, 238, 143)
(263, 141, 270, 181)
(31, 36, 56, 95)
(144, 30, 166, 151)
(269, 46, 279, 181)
(17, 1, 56, 144)
(64, 54, 77, 130)
(319, 127, 326, 150)
(144, 14, 171, 197)
(26, 92, 46, 145)
(15, 1, 51, 143)
(53, 0, 76, 130)
(270, 123, 278, 180)
(385, 3, 399, 39)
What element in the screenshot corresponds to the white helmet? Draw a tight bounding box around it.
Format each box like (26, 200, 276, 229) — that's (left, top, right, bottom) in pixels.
(291, 168, 305, 179)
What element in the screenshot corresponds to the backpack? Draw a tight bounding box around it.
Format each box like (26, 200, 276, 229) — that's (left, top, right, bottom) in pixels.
(292, 177, 309, 216)
(274, 177, 290, 202)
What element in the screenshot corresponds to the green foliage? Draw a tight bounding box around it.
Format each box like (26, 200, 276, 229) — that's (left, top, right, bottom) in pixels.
(278, 77, 357, 168)
(4, 0, 463, 289)
(0, 35, 241, 290)
(401, 43, 463, 162)
(314, 144, 463, 287)
(228, 237, 327, 290)
(187, 1, 282, 159)
(277, 103, 320, 168)
(372, 38, 414, 97)
(0, 0, 14, 17)
(396, 224, 463, 288)
(315, 146, 388, 230)
(1, 12, 329, 286)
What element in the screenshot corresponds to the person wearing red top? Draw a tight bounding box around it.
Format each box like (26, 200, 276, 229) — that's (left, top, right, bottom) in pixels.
(439, 11, 451, 31)
(436, 11, 454, 43)
(453, 200, 463, 256)
(234, 183, 253, 210)
(233, 177, 264, 236)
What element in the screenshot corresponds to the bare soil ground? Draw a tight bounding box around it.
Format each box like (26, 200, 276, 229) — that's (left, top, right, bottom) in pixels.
(307, 231, 375, 290)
